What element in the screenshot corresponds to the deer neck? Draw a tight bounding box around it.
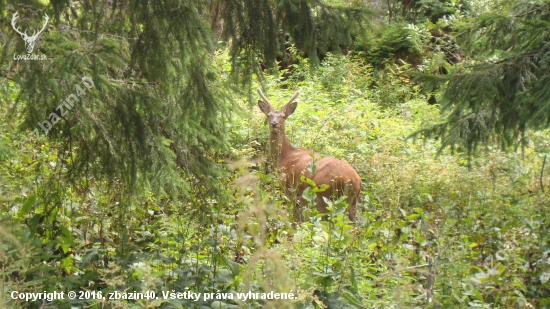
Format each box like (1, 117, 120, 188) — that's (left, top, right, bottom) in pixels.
(269, 126, 294, 167)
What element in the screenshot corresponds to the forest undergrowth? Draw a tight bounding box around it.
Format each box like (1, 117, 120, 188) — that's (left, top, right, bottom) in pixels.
(2, 52, 549, 308)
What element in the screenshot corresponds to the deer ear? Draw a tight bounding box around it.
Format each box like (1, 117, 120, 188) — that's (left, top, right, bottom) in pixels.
(258, 100, 273, 115)
(282, 101, 297, 118)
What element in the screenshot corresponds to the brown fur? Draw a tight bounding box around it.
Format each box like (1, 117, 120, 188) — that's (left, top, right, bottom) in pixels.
(257, 89, 361, 221)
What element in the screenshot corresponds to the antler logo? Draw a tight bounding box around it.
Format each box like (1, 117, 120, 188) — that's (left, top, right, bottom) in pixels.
(11, 11, 49, 54)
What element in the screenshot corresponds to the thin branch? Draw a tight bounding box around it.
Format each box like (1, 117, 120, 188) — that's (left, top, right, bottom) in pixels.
(540, 155, 546, 193)
(59, 25, 139, 40)
(108, 79, 160, 85)
(514, 3, 550, 17)
(375, 263, 430, 281)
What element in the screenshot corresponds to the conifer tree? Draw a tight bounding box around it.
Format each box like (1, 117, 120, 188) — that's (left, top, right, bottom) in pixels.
(416, 0, 550, 155)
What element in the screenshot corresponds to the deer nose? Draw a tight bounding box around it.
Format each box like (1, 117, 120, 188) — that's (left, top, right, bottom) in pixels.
(270, 122, 278, 128)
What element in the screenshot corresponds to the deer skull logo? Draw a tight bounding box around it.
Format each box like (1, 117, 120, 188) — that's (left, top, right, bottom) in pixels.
(11, 11, 49, 54)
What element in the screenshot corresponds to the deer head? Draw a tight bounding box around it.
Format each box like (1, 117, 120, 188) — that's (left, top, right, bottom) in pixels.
(257, 88, 299, 133)
(12, 11, 49, 54)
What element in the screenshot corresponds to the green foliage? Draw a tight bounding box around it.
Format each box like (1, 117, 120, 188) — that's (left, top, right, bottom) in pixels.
(238, 52, 550, 308)
(221, 0, 372, 79)
(1, 1, 550, 309)
(384, 0, 471, 24)
(1, 1, 236, 204)
(415, 0, 550, 155)
(357, 22, 430, 66)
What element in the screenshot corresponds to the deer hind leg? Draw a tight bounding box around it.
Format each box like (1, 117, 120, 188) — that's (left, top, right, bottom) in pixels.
(330, 181, 357, 222)
(346, 192, 357, 221)
(344, 182, 358, 221)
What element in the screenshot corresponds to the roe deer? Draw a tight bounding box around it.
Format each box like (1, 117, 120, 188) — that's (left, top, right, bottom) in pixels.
(257, 88, 361, 221)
